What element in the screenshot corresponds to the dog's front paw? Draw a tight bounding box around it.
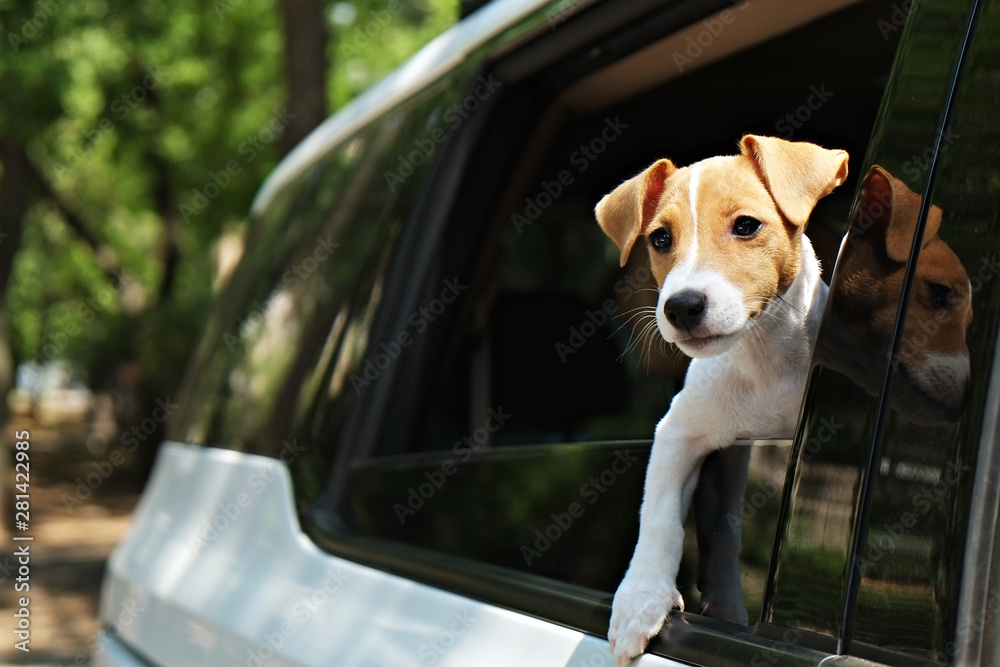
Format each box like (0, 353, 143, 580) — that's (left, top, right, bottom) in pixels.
(609, 575, 684, 666)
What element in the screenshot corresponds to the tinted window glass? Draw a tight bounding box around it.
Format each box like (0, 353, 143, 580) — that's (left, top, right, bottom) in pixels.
(851, 2, 1000, 661)
(763, 0, 980, 661)
(168, 70, 481, 503)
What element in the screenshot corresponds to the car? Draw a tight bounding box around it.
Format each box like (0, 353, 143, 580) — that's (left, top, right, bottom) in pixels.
(96, 0, 1000, 664)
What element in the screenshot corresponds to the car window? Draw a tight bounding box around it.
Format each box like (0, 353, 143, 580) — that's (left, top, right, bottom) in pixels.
(763, 0, 988, 663)
(852, 2, 1000, 662)
(166, 68, 482, 507)
(321, 0, 905, 646)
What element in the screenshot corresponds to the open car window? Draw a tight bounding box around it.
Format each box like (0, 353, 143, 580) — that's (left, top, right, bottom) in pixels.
(322, 0, 905, 644)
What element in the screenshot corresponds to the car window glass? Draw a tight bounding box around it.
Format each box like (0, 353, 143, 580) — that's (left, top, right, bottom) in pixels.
(167, 74, 477, 504)
(763, 0, 980, 661)
(851, 3, 1000, 662)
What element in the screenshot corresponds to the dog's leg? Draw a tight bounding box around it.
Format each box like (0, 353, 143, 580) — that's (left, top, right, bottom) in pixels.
(609, 419, 727, 664)
(694, 445, 751, 625)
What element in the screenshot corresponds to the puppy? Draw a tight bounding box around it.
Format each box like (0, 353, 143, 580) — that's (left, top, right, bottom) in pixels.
(595, 135, 849, 665)
(817, 165, 972, 423)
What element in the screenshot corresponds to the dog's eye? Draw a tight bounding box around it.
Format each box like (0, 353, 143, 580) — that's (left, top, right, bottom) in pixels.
(732, 216, 762, 237)
(649, 228, 672, 253)
(928, 282, 953, 309)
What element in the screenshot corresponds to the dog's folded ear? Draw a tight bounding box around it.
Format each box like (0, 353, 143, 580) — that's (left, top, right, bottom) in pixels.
(857, 165, 943, 262)
(740, 135, 849, 228)
(595, 158, 676, 266)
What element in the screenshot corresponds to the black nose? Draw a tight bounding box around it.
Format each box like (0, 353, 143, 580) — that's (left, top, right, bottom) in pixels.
(664, 290, 707, 331)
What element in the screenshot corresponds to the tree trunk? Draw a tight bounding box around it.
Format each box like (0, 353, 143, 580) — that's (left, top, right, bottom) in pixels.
(150, 152, 180, 303)
(0, 136, 29, 308)
(280, 0, 329, 157)
(0, 137, 29, 543)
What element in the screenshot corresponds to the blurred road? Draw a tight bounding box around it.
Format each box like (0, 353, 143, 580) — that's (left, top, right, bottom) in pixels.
(1, 415, 143, 666)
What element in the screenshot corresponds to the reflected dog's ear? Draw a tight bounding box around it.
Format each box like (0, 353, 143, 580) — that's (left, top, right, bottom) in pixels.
(595, 159, 676, 266)
(739, 135, 849, 228)
(857, 165, 943, 262)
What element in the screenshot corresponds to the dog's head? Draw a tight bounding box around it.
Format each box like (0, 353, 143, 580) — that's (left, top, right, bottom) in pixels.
(595, 135, 848, 358)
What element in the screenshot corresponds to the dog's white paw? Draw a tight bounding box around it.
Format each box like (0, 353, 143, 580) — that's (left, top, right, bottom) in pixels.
(609, 575, 684, 665)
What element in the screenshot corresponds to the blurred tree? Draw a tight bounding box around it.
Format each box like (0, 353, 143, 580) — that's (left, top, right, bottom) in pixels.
(281, 0, 328, 153)
(0, 0, 457, 424)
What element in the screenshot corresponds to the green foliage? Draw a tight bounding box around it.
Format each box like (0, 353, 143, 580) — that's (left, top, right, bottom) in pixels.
(0, 0, 458, 394)
(332, 0, 457, 106)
